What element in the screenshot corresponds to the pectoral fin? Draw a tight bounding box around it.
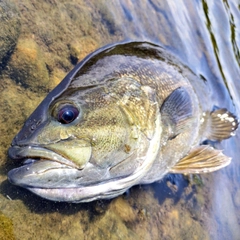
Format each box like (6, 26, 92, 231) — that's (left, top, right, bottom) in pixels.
(205, 108, 238, 141)
(161, 87, 192, 124)
(160, 87, 193, 138)
(169, 145, 231, 174)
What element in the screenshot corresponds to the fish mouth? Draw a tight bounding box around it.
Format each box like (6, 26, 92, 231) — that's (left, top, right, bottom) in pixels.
(7, 145, 131, 202)
(8, 145, 80, 169)
(7, 145, 143, 203)
(8, 145, 85, 189)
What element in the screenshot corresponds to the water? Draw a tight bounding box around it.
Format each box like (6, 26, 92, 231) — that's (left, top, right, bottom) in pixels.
(0, 0, 239, 239)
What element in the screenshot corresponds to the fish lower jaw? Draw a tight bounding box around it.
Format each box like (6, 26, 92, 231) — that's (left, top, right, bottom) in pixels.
(27, 186, 128, 203)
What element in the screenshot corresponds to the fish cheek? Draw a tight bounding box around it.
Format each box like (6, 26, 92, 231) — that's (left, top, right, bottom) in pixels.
(87, 125, 129, 168)
(78, 106, 132, 168)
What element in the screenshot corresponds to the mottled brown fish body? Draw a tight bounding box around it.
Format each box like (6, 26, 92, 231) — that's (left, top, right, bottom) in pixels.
(7, 42, 238, 202)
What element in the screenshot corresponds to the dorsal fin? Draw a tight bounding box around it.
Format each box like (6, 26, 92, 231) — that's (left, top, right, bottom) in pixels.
(160, 87, 193, 138)
(169, 145, 231, 174)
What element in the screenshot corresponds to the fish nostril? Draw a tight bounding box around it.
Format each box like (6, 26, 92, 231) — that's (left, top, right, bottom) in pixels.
(30, 124, 36, 131)
(11, 134, 22, 147)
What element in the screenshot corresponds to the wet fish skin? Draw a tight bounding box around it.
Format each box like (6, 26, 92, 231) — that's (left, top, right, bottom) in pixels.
(7, 42, 238, 202)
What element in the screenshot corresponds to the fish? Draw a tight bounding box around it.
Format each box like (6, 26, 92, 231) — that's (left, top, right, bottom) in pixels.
(7, 41, 239, 203)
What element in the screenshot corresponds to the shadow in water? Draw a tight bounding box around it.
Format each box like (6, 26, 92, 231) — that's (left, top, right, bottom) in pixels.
(0, 179, 113, 217)
(152, 174, 191, 205)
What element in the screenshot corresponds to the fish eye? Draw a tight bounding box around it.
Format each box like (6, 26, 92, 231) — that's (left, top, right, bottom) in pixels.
(57, 105, 79, 124)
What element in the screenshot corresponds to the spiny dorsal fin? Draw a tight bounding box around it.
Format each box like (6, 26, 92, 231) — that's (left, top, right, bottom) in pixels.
(160, 87, 193, 137)
(169, 145, 231, 174)
(205, 108, 239, 141)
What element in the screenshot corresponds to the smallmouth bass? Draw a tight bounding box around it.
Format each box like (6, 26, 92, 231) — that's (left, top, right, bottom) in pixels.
(8, 42, 238, 202)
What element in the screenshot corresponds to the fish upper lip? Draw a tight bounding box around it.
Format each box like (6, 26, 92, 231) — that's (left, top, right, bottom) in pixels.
(8, 145, 80, 169)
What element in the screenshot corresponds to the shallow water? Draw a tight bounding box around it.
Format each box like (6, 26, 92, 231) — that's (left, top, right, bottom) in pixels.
(0, 0, 240, 239)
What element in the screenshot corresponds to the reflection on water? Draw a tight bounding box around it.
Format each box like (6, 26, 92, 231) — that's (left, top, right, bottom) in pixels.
(222, 0, 240, 67)
(0, 0, 239, 239)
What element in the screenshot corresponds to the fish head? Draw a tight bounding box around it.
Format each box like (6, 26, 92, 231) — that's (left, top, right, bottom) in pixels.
(8, 42, 161, 202)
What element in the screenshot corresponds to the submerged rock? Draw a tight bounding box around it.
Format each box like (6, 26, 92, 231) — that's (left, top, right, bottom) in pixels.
(8, 37, 50, 91)
(0, 211, 15, 240)
(0, 0, 20, 71)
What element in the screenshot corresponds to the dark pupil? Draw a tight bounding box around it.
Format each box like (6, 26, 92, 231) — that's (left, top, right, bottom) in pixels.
(58, 105, 79, 124)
